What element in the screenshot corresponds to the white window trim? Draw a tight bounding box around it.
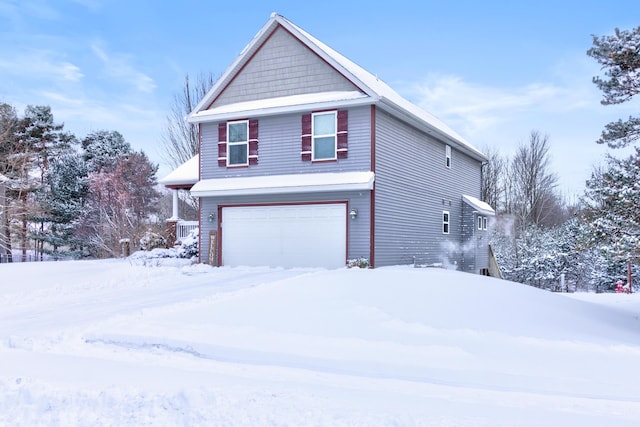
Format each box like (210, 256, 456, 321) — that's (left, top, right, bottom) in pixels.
(445, 144, 451, 168)
(478, 216, 483, 230)
(312, 111, 337, 161)
(443, 210, 450, 234)
(483, 216, 488, 230)
(227, 120, 249, 167)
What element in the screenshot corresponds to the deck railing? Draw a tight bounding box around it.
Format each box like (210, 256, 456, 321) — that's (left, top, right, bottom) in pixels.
(176, 221, 198, 242)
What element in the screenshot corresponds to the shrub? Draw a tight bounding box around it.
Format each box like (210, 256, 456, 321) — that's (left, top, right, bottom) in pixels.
(139, 231, 167, 251)
(347, 257, 370, 268)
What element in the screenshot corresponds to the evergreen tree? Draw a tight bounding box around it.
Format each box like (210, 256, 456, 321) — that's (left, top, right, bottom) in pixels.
(21, 105, 76, 182)
(81, 130, 132, 173)
(588, 26, 640, 148)
(32, 152, 89, 258)
(583, 150, 640, 264)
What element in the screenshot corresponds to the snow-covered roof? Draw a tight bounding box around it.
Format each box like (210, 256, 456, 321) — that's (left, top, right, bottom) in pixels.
(462, 194, 495, 216)
(189, 91, 369, 123)
(190, 171, 375, 198)
(159, 155, 199, 188)
(188, 13, 486, 162)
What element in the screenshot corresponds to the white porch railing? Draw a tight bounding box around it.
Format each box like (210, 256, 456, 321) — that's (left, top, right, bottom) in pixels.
(176, 221, 198, 242)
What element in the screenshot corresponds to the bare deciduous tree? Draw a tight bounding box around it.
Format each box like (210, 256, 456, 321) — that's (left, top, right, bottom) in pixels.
(481, 146, 505, 212)
(510, 131, 561, 229)
(161, 73, 215, 169)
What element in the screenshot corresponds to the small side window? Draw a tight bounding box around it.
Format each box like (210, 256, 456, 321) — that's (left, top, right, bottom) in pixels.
(443, 211, 450, 234)
(478, 216, 483, 230)
(445, 145, 451, 168)
(483, 217, 488, 230)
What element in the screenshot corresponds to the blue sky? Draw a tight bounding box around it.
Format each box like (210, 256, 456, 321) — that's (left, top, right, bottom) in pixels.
(1, 0, 638, 196)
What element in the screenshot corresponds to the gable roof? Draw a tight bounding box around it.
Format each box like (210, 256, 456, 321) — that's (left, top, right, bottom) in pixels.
(188, 13, 486, 161)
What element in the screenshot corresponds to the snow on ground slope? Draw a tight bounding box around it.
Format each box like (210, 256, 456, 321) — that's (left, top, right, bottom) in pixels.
(1, 259, 640, 426)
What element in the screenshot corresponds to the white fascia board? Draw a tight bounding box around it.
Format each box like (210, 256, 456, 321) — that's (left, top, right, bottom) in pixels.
(190, 171, 375, 198)
(188, 95, 375, 124)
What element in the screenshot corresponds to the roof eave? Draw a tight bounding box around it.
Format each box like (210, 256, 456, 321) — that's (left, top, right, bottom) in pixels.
(376, 98, 487, 162)
(188, 96, 377, 124)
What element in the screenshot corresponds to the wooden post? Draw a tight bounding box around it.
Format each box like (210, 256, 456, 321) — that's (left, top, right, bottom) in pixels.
(208, 231, 218, 266)
(628, 260, 633, 293)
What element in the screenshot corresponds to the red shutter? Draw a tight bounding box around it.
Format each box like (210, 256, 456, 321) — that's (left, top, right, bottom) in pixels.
(301, 113, 312, 161)
(248, 119, 259, 165)
(337, 110, 348, 159)
(217, 122, 227, 167)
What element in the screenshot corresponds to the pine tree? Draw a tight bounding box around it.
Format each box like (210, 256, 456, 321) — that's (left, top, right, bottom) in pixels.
(81, 130, 132, 173)
(32, 152, 89, 258)
(584, 149, 640, 263)
(588, 26, 640, 148)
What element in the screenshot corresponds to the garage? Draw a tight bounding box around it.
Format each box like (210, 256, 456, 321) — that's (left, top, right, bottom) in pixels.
(221, 203, 347, 268)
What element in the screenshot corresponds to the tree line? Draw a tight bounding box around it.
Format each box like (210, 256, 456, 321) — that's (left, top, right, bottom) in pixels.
(0, 104, 162, 261)
(487, 25, 640, 292)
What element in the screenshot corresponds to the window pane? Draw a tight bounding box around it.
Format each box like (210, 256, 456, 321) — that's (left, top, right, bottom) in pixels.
(314, 113, 335, 135)
(229, 122, 247, 142)
(229, 144, 247, 165)
(314, 136, 335, 159)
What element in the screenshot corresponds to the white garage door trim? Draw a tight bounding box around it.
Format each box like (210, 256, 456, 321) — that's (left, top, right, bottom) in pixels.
(221, 203, 347, 269)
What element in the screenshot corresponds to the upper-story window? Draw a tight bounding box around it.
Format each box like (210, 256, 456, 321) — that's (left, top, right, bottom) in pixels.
(218, 119, 259, 168)
(445, 145, 451, 168)
(301, 110, 347, 162)
(312, 112, 337, 161)
(227, 120, 249, 166)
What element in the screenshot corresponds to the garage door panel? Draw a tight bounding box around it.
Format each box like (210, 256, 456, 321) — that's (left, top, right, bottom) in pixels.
(222, 204, 346, 268)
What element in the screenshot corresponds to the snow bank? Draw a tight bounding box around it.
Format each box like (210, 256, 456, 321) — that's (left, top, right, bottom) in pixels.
(1, 261, 640, 426)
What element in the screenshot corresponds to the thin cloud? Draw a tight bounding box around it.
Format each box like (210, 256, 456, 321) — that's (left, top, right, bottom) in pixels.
(409, 73, 601, 137)
(0, 50, 84, 82)
(90, 43, 157, 93)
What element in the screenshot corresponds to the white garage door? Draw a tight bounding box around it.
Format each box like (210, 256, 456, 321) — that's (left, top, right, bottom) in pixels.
(221, 203, 346, 268)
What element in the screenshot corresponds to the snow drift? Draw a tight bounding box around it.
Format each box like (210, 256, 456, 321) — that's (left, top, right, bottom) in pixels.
(1, 259, 639, 426)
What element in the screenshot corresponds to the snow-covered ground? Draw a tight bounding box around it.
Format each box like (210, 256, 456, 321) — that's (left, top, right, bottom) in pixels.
(1, 257, 639, 426)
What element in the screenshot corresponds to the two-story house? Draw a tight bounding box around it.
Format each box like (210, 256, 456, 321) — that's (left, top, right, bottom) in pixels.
(181, 13, 494, 272)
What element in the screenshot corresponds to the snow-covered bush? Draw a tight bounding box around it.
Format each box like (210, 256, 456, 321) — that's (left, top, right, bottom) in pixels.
(347, 257, 369, 268)
(139, 231, 167, 251)
(176, 228, 198, 259)
(129, 228, 199, 266)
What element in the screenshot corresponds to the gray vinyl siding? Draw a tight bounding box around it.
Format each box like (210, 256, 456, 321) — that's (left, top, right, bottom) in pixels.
(461, 203, 477, 272)
(197, 104, 373, 267)
(374, 109, 483, 270)
(200, 105, 371, 180)
(200, 191, 370, 266)
(212, 27, 360, 108)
